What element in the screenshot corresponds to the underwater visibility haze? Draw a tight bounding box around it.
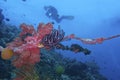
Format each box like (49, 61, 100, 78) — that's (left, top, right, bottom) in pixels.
(0, 0, 120, 80)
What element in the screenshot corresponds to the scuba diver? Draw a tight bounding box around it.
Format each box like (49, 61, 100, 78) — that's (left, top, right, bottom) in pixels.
(44, 5, 74, 23)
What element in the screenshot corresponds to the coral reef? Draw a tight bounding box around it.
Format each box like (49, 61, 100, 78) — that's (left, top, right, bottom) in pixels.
(0, 22, 19, 80)
(0, 56, 13, 80)
(0, 23, 19, 47)
(35, 48, 108, 80)
(1, 22, 119, 80)
(0, 47, 108, 80)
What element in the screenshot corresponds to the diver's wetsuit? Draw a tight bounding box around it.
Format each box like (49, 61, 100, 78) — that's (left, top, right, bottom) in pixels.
(44, 6, 61, 23)
(44, 6, 74, 23)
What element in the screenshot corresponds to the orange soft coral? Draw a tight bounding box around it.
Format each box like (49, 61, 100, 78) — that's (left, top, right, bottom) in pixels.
(1, 48, 13, 60)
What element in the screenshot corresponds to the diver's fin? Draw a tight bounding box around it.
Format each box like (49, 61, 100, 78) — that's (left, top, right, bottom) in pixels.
(62, 16, 74, 20)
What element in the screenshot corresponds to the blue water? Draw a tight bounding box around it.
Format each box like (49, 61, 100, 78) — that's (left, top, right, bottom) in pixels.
(0, 0, 120, 80)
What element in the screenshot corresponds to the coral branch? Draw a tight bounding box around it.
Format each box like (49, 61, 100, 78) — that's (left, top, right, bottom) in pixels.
(64, 34, 120, 44)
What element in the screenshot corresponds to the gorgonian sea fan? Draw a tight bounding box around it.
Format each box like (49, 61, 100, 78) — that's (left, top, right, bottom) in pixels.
(41, 26, 65, 47)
